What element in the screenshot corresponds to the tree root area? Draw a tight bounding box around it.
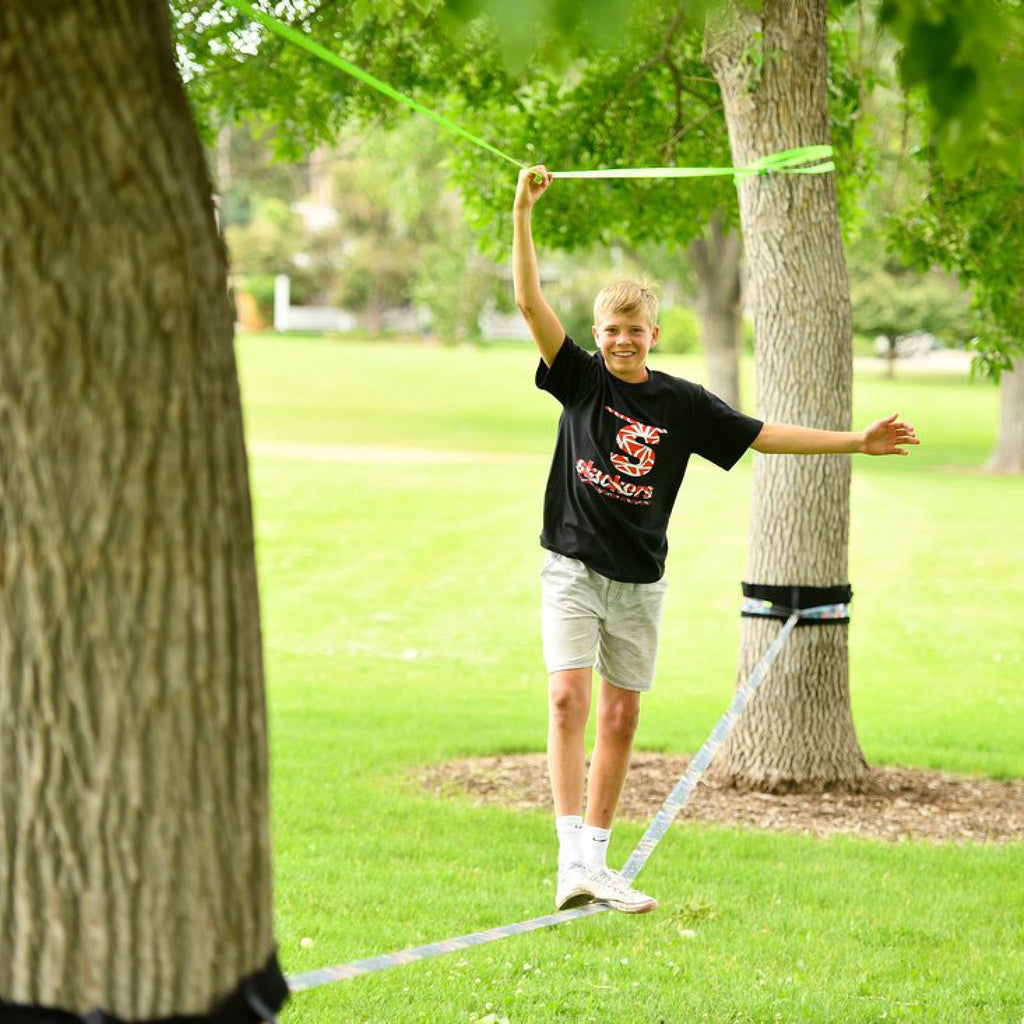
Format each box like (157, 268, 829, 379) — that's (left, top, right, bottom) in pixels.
(421, 753, 1024, 844)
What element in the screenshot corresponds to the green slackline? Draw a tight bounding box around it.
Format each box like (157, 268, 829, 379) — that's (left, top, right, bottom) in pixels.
(222, 0, 834, 180)
(552, 147, 836, 179)
(225, 0, 522, 169)
(552, 145, 831, 177)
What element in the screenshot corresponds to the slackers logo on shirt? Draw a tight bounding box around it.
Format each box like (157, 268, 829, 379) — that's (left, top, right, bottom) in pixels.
(575, 406, 667, 506)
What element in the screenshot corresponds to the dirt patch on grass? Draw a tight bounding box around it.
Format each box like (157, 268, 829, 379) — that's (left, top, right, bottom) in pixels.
(422, 753, 1024, 845)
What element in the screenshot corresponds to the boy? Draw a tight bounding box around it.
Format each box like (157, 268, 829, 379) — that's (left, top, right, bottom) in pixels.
(512, 165, 920, 914)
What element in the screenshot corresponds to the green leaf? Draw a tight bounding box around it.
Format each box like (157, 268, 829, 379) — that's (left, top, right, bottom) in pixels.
(899, 16, 961, 88)
(351, 0, 373, 30)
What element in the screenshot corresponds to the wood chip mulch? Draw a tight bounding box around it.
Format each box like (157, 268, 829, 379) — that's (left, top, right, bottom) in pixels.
(421, 753, 1024, 845)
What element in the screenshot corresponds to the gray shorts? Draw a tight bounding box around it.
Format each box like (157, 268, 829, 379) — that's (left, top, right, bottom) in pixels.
(540, 552, 667, 692)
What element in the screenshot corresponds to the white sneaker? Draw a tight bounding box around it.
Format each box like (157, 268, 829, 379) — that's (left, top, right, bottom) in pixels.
(586, 866, 659, 914)
(556, 861, 595, 910)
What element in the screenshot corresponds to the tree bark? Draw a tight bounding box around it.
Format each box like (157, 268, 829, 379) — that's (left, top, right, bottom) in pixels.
(0, 2, 278, 1016)
(688, 213, 743, 410)
(988, 358, 1024, 474)
(704, 0, 868, 790)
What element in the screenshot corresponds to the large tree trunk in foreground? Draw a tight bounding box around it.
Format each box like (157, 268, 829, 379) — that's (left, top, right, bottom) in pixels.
(688, 212, 743, 410)
(988, 358, 1024, 473)
(0, 2, 279, 1015)
(704, 0, 868, 790)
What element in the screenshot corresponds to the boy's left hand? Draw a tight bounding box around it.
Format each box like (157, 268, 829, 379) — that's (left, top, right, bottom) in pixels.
(861, 413, 920, 456)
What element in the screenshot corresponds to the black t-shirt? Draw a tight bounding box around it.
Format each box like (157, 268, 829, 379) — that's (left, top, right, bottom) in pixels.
(536, 336, 763, 583)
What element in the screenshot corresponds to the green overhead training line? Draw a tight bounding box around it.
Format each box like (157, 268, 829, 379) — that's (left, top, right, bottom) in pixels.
(222, 1, 834, 179)
(551, 147, 836, 179)
(225, 0, 523, 169)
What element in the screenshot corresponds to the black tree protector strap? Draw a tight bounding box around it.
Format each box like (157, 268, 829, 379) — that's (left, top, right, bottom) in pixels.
(741, 582, 853, 626)
(0, 949, 287, 1024)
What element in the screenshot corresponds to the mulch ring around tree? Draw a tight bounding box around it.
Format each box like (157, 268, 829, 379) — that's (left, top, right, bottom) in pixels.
(421, 753, 1024, 844)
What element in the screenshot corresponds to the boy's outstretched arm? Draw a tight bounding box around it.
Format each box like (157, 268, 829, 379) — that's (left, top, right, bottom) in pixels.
(513, 164, 566, 367)
(752, 414, 921, 456)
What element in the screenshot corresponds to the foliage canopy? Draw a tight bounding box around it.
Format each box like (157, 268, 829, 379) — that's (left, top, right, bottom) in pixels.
(174, 0, 1023, 368)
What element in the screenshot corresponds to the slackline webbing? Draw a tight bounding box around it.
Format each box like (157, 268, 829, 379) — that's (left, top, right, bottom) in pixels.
(0, 950, 289, 1024)
(224, 0, 521, 170)
(221, 1, 834, 181)
(286, 600, 846, 993)
(551, 148, 836, 180)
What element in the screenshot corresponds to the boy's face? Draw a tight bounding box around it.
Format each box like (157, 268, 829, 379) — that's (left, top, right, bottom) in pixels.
(592, 311, 659, 383)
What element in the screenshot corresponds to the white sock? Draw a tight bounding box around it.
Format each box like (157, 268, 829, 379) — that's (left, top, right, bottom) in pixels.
(555, 815, 584, 869)
(583, 824, 611, 869)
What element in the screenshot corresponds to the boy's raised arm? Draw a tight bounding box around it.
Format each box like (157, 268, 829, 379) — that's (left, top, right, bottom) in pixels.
(513, 165, 566, 367)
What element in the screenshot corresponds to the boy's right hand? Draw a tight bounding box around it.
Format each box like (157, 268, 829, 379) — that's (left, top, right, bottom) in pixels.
(515, 164, 553, 212)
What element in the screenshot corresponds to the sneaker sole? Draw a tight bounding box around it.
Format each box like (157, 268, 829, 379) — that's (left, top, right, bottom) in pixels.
(556, 886, 596, 911)
(598, 895, 659, 914)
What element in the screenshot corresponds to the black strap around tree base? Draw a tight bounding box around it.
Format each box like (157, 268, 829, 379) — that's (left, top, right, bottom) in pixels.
(742, 581, 852, 626)
(0, 949, 288, 1024)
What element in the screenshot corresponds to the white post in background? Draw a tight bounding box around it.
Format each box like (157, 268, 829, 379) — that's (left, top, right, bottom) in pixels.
(273, 274, 290, 332)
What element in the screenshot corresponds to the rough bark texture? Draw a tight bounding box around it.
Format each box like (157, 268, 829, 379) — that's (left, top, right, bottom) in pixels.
(688, 213, 743, 410)
(988, 358, 1024, 474)
(704, 0, 868, 790)
(0, 1, 276, 1015)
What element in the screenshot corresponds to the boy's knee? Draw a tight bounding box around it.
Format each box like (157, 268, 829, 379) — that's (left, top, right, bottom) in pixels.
(600, 697, 640, 739)
(548, 673, 590, 727)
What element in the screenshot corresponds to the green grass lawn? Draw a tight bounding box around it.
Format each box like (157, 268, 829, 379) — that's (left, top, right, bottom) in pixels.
(238, 334, 1024, 1023)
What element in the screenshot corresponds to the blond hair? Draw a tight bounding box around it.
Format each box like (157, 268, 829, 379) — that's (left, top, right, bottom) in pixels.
(593, 279, 659, 329)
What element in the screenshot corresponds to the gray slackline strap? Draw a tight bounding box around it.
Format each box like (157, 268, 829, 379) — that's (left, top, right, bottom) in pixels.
(286, 599, 847, 992)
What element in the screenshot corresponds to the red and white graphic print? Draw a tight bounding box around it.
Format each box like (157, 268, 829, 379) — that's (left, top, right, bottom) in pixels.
(574, 406, 668, 507)
(604, 405, 667, 477)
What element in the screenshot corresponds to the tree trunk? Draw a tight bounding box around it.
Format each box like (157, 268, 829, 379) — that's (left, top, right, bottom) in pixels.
(0, 2, 280, 1016)
(364, 284, 386, 335)
(988, 358, 1024, 473)
(688, 213, 743, 410)
(216, 122, 233, 193)
(704, 0, 868, 791)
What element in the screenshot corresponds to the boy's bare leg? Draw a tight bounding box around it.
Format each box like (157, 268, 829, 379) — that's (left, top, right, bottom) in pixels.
(579, 679, 657, 912)
(585, 678, 641, 828)
(546, 667, 593, 815)
(550, 672, 656, 912)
